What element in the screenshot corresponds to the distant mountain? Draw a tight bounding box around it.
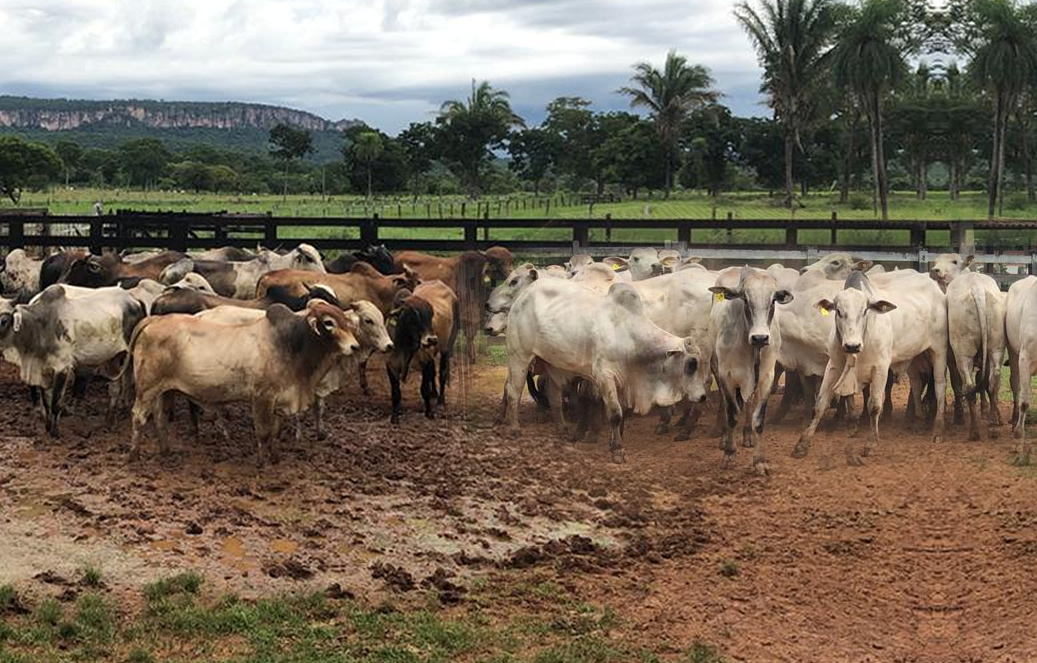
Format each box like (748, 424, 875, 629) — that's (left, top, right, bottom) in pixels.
(0, 96, 364, 162)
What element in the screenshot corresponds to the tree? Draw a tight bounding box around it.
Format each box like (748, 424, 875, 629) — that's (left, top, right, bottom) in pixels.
(508, 128, 558, 194)
(268, 123, 314, 200)
(398, 121, 437, 194)
(735, 0, 841, 206)
(593, 113, 667, 198)
(618, 50, 718, 197)
(966, 0, 1037, 217)
(542, 97, 600, 189)
(0, 136, 62, 204)
(119, 138, 171, 188)
(352, 131, 384, 200)
(681, 105, 740, 196)
(436, 80, 524, 197)
(739, 117, 787, 192)
(54, 140, 82, 187)
(830, 0, 909, 219)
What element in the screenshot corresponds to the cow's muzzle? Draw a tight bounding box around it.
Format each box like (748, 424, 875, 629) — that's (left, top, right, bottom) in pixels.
(750, 334, 770, 347)
(843, 343, 861, 354)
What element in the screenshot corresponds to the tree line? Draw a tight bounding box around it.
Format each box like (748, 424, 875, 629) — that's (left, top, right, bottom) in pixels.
(0, 0, 1034, 219)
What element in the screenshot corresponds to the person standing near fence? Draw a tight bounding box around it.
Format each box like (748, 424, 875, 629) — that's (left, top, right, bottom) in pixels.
(93, 200, 103, 216)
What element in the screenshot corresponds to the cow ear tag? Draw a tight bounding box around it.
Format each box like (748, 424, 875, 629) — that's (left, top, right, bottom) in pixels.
(821, 308, 830, 316)
(611, 263, 620, 271)
(714, 292, 725, 302)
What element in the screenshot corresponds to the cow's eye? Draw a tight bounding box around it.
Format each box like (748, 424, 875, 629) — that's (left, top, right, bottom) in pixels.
(322, 318, 335, 330)
(952, 260, 958, 265)
(364, 318, 373, 325)
(510, 279, 517, 286)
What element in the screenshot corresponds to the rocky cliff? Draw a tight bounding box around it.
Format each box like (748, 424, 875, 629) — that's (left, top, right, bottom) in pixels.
(0, 97, 360, 133)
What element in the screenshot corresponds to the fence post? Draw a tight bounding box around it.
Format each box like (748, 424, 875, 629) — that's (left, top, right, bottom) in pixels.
(785, 224, 798, 247)
(263, 217, 277, 249)
(361, 214, 379, 246)
(830, 211, 838, 245)
(90, 216, 104, 254)
(171, 218, 188, 253)
(9, 218, 24, 249)
(910, 223, 925, 247)
(573, 223, 589, 248)
(463, 221, 478, 250)
(952, 221, 975, 256)
(677, 222, 690, 247)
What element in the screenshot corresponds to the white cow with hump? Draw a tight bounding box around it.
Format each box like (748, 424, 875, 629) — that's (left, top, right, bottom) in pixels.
(793, 271, 949, 465)
(1006, 276, 1037, 463)
(500, 278, 709, 461)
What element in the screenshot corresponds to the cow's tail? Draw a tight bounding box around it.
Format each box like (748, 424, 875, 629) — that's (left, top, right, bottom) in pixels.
(447, 297, 462, 355)
(972, 282, 989, 395)
(527, 370, 549, 409)
(114, 316, 154, 384)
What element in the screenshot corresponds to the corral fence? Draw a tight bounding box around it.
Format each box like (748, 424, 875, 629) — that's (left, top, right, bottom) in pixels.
(2, 211, 1036, 288)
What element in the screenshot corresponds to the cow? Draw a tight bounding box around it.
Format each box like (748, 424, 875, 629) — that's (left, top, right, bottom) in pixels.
(2, 249, 43, 297)
(794, 271, 949, 465)
(386, 280, 460, 424)
(40, 250, 89, 290)
(709, 267, 793, 473)
(929, 253, 974, 292)
(393, 247, 513, 363)
(128, 301, 360, 465)
(61, 251, 189, 288)
(327, 244, 398, 275)
(256, 262, 417, 317)
(151, 281, 339, 316)
(0, 284, 146, 436)
(565, 254, 595, 275)
(159, 244, 325, 298)
(945, 271, 1006, 441)
(1006, 276, 1037, 463)
(500, 279, 708, 461)
(601, 248, 664, 281)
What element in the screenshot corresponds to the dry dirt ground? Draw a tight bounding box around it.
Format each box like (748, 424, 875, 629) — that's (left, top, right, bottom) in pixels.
(2, 356, 1037, 662)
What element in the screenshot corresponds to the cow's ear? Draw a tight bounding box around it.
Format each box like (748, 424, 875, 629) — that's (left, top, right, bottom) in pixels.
(12, 311, 22, 333)
(853, 260, 873, 272)
(816, 299, 835, 315)
(660, 255, 679, 269)
(528, 268, 538, 282)
(521, 262, 535, 270)
(774, 290, 794, 305)
(708, 286, 741, 301)
(869, 300, 897, 314)
(0, 312, 11, 333)
(964, 255, 975, 268)
(602, 257, 629, 272)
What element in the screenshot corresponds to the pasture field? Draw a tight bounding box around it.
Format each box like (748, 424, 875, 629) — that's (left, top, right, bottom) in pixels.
(6, 188, 1037, 250)
(2, 354, 1037, 662)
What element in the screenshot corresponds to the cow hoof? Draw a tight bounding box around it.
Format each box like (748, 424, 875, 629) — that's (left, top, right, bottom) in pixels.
(968, 430, 981, 442)
(931, 434, 944, 444)
(791, 440, 810, 459)
(954, 414, 965, 426)
(316, 430, 328, 441)
(741, 438, 753, 448)
(1012, 452, 1032, 467)
(610, 450, 627, 463)
(390, 414, 401, 425)
(753, 461, 769, 476)
(425, 411, 435, 420)
(654, 423, 669, 436)
(846, 454, 865, 467)
(506, 427, 522, 440)
(674, 430, 692, 442)
(989, 427, 1000, 440)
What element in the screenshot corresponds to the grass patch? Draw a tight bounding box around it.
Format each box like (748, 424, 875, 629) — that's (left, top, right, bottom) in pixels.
(142, 571, 204, 603)
(719, 560, 740, 579)
(687, 640, 728, 663)
(80, 564, 103, 588)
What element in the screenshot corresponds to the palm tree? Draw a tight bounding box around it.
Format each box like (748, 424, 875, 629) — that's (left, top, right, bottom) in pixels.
(735, 0, 840, 207)
(437, 80, 524, 198)
(618, 50, 718, 197)
(967, 0, 1037, 218)
(830, 0, 908, 220)
(353, 131, 383, 201)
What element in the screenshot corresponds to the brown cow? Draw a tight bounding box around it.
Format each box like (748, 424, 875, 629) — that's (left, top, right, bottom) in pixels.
(128, 301, 360, 465)
(386, 280, 460, 424)
(392, 246, 512, 363)
(150, 282, 340, 315)
(255, 262, 417, 315)
(61, 251, 188, 288)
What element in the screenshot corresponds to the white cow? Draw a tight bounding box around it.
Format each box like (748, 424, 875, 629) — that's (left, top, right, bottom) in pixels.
(945, 271, 1005, 440)
(1006, 276, 1037, 463)
(709, 266, 793, 473)
(501, 280, 709, 461)
(1, 249, 42, 297)
(794, 271, 949, 465)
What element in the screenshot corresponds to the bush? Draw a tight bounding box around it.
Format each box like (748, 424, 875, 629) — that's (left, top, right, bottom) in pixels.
(1004, 194, 1029, 211)
(848, 193, 871, 210)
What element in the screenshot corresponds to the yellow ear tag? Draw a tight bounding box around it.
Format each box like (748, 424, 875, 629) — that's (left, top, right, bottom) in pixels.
(714, 292, 725, 302)
(611, 263, 620, 271)
(821, 308, 830, 317)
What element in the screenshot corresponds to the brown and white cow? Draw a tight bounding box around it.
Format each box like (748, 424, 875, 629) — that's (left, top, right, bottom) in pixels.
(159, 244, 325, 298)
(61, 251, 189, 288)
(128, 301, 360, 464)
(1, 249, 43, 298)
(256, 262, 417, 316)
(151, 281, 339, 315)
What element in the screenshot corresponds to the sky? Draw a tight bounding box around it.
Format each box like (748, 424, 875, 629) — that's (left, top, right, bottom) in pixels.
(0, 0, 771, 135)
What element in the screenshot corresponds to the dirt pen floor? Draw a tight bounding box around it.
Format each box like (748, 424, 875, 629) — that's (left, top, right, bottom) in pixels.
(2, 355, 1037, 663)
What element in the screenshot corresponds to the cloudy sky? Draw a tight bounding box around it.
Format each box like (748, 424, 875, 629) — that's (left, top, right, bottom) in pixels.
(0, 0, 770, 134)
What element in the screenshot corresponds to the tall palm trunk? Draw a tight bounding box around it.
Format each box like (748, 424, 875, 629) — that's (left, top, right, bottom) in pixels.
(988, 92, 1006, 219)
(784, 130, 795, 207)
(865, 93, 889, 220)
(839, 116, 855, 204)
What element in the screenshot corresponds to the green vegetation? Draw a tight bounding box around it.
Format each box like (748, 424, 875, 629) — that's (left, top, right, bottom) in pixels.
(0, 572, 725, 663)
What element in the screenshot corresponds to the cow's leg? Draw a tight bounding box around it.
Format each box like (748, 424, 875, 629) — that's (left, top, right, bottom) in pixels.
(794, 357, 845, 461)
(595, 377, 625, 463)
(1009, 344, 1021, 426)
(675, 402, 701, 441)
(1013, 351, 1031, 465)
(907, 369, 926, 430)
(988, 348, 1005, 432)
(129, 390, 158, 462)
(861, 365, 888, 462)
(749, 357, 777, 475)
(948, 347, 965, 424)
(155, 392, 174, 456)
(421, 361, 437, 419)
(252, 401, 276, 467)
(655, 406, 673, 435)
(717, 379, 741, 465)
(358, 357, 372, 397)
(387, 366, 404, 425)
(955, 345, 980, 440)
(930, 346, 948, 444)
(881, 372, 894, 422)
(550, 378, 572, 439)
(188, 401, 202, 443)
(48, 371, 70, 438)
(313, 398, 326, 440)
(503, 355, 530, 434)
(771, 369, 803, 424)
(437, 352, 451, 408)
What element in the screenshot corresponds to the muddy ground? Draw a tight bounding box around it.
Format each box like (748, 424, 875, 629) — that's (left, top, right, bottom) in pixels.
(1, 356, 1037, 662)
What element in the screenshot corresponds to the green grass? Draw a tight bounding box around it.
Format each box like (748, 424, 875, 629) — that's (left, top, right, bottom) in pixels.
(0, 572, 727, 663)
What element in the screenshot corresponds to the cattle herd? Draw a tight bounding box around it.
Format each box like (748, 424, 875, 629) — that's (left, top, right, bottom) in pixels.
(1, 243, 1036, 472)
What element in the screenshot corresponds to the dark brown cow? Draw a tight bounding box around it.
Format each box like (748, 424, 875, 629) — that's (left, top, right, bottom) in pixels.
(392, 246, 513, 363)
(326, 244, 398, 275)
(255, 262, 417, 315)
(61, 251, 188, 288)
(150, 282, 339, 316)
(128, 301, 360, 465)
(386, 280, 460, 424)
(40, 249, 89, 290)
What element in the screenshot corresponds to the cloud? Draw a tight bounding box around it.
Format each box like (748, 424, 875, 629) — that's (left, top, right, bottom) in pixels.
(0, 0, 769, 134)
